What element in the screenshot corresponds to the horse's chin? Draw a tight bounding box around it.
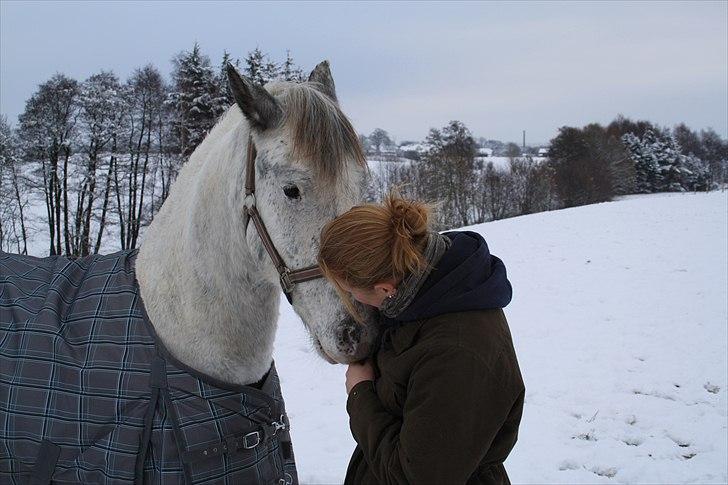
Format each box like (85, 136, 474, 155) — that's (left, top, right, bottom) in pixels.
(313, 337, 370, 365)
(312, 338, 338, 365)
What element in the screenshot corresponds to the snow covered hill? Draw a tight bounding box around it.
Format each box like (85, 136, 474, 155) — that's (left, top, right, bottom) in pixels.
(273, 191, 728, 484)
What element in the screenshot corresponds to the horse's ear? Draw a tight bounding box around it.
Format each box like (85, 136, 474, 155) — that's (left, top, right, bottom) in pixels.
(226, 64, 282, 131)
(308, 60, 338, 103)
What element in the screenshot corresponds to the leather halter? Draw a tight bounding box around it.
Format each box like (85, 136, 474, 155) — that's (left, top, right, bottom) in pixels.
(243, 136, 324, 303)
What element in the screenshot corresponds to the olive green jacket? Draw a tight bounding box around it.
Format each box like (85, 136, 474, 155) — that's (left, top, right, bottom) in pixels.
(345, 309, 525, 485)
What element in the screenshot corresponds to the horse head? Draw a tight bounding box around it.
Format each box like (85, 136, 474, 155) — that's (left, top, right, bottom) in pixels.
(226, 62, 379, 364)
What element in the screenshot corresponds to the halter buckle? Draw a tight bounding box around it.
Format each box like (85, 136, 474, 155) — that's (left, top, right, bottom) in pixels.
(280, 270, 294, 294)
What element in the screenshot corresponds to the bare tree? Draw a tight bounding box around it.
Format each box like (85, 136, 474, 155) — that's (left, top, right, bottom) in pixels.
(1, 117, 29, 253)
(700, 128, 728, 184)
(74, 71, 125, 255)
(369, 129, 393, 156)
(504, 142, 521, 158)
(114, 65, 167, 250)
(509, 157, 556, 215)
(548, 124, 626, 207)
(18, 74, 80, 255)
(421, 121, 477, 229)
(481, 163, 512, 221)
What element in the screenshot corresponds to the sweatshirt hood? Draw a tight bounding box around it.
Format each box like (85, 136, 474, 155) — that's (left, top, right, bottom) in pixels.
(384, 231, 512, 324)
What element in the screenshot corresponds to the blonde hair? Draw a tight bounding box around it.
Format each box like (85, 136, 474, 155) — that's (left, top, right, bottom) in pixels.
(318, 192, 433, 321)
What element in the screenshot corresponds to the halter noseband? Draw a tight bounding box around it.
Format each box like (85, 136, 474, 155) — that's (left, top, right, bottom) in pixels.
(243, 136, 324, 303)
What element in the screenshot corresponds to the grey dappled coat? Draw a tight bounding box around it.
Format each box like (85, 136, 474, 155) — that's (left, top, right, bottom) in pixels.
(0, 250, 297, 484)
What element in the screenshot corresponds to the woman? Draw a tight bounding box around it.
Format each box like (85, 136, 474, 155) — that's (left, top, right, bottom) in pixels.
(317, 193, 525, 485)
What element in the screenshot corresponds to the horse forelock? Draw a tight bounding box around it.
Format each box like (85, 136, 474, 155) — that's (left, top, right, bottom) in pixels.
(265, 81, 366, 183)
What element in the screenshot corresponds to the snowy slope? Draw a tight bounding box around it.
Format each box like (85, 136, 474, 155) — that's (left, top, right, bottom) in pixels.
(273, 191, 728, 484)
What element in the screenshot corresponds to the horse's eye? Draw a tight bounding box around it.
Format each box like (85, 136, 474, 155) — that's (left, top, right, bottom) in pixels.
(283, 184, 301, 200)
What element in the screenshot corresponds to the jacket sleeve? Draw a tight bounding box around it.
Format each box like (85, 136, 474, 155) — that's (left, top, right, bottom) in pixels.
(346, 346, 521, 485)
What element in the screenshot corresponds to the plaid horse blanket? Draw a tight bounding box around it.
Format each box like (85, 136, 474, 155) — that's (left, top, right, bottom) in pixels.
(0, 250, 298, 484)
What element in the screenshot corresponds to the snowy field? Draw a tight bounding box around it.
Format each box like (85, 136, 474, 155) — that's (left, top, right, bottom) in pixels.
(273, 191, 728, 484)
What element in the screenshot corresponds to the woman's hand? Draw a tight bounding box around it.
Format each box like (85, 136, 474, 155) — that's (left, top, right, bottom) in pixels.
(346, 360, 375, 394)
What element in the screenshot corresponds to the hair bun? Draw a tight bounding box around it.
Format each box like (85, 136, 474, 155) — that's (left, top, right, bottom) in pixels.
(384, 193, 431, 276)
(386, 193, 429, 242)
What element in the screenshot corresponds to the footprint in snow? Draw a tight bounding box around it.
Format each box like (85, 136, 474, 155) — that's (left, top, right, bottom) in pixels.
(668, 433, 698, 460)
(572, 430, 597, 442)
(590, 466, 617, 478)
(632, 389, 677, 401)
(558, 460, 580, 471)
(621, 436, 643, 446)
(704, 382, 720, 394)
(668, 434, 691, 448)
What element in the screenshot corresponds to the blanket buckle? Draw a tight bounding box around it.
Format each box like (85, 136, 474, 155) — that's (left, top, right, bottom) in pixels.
(243, 430, 261, 449)
(271, 414, 288, 436)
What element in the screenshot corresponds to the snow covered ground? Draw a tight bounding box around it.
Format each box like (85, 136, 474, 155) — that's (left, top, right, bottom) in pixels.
(273, 191, 728, 484)
(11, 189, 727, 483)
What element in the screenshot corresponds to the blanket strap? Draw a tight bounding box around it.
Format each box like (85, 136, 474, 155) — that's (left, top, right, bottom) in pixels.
(134, 356, 193, 485)
(134, 357, 165, 484)
(180, 413, 291, 465)
(28, 439, 60, 485)
(161, 381, 194, 484)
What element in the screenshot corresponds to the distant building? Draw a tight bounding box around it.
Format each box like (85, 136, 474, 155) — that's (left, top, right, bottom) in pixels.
(538, 147, 549, 157)
(398, 142, 428, 160)
(398, 143, 428, 154)
(474, 147, 493, 165)
(477, 147, 493, 157)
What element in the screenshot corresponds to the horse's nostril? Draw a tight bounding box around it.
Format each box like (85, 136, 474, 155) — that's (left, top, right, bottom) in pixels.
(334, 320, 365, 357)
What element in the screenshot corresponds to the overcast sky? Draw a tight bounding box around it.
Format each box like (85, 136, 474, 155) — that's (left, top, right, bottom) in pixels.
(1, 1, 726, 144)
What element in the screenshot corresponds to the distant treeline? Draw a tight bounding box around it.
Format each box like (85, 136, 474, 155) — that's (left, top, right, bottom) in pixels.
(363, 118, 727, 230)
(1, 44, 726, 254)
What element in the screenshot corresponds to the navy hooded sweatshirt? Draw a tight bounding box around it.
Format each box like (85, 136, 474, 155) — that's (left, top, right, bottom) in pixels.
(383, 230, 513, 325)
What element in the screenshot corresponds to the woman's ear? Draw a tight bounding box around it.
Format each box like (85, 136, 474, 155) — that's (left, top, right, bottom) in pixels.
(374, 281, 398, 297)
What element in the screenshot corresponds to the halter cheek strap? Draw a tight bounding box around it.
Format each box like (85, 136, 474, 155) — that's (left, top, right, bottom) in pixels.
(243, 136, 323, 303)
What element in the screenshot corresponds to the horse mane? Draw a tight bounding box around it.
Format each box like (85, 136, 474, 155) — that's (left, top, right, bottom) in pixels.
(266, 81, 366, 183)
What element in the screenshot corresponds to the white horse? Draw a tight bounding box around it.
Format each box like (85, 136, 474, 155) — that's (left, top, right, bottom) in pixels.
(137, 61, 378, 385)
(0, 61, 376, 484)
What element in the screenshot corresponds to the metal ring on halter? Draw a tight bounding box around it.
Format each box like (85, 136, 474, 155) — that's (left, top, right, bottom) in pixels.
(243, 193, 256, 210)
(280, 270, 294, 294)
